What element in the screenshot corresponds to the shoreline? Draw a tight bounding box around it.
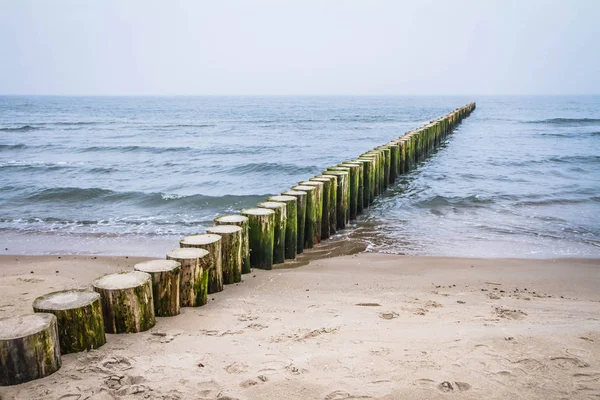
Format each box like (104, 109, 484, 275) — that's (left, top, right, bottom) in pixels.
(1, 251, 599, 399)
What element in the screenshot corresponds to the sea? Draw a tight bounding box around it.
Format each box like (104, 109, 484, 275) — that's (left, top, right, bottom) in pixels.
(0, 96, 599, 258)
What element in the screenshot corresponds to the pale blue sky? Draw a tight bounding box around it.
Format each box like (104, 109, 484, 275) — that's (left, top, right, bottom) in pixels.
(0, 0, 598, 95)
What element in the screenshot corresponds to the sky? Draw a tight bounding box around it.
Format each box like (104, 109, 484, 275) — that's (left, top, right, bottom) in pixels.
(0, 0, 598, 96)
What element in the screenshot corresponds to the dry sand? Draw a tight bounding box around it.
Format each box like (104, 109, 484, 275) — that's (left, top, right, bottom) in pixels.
(1, 250, 599, 400)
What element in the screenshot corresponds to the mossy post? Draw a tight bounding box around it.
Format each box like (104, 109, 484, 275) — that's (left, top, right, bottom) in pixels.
(241, 208, 275, 269)
(299, 180, 324, 244)
(315, 174, 337, 236)
(179, 234, 223, 294)
(92, 271, 156, 334)
(362, 150, 382, 195)
(387, 142, 400, 184)
(281, 190, 306, 254)
(214, 215, 250, 274)
(354, 158, 373, 208)
(376, 146, 391, 191)
(339, 162, 364, 215)
(32, 289, 105, 354)
(206, 225, 243, 284)
(357, 156, 376, 205)
(257, 201, 287, 264)
(166, 247, 210, 307)
(323, 170, 349, 229)
(267, 195, 298, 259)
(0, 313, 61, 386)
(134, 260, 181, 317)
(309, 176, 333, 239)
(292, 185, 317, 249)
(328, 166, 355, 220)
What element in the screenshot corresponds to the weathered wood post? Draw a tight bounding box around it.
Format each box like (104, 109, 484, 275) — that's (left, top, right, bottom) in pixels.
(214, 215, 250, 274)
(299, 180, 324, 244)
(281, 189, 306, 254)
(339, 162, 364, 215)
(32, 289, 105, 354)
(166, 247, 210, 307)
(387, 142, 400, 184)
(357, 156, 376, 205)
(309, 176, 333, 239)
(328, 166, 355, 220)
(267, 195, 298, 259)
(257, 201, 287, 264)
(0, 313, 61, 386)
(93, 271, 155, 334)
(241, 208, 275, 269)
(134, 260, 181, 317)
(354, 158, 373, 208)
(313, 174, 337, 236)
(206, 225, 243, 284)
(179, 234, 223, 294)
(323, 170, 349, 229)
(292, 185, 317, 249)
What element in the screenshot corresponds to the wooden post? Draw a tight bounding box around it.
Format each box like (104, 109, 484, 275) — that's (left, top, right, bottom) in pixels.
(93, 271, 155, 334)
(357, 156, 376, 205)
(257, 201, 287, 264)
(206, 225, 243, 284)
(387, 142, 400, 184)
(328, 166, 355, 220)
(267, 195, 298, 260)
(314, 174, 337, 236)
(214, 215, 250, 274)
(354, 158, 373, 208)
(339, 162, 364, 215)
(0, 313, 61, 386)
(134, 260, 181, 317)
(179, 234, 223, 294)
(309, 176, 333, 239)
(166, 247, 210, 307)
(323, 170, 349, 229)
(241, 208, 275, 270)
(32, 289, 105, 354)
(292, 185, 317, 249)
(281, 190, 306, 254)
(298, 180, 324, 244)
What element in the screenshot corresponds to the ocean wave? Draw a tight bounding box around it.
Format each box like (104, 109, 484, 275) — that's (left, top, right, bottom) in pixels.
(414, 195, 494, 209)
(527, 118, 600, 125)
(79, 145, 193, 154)
(0, 125, 39, 132)
(0, 160, 84, 170)
(222, 162, 320, 175)
(0, 143, 27, 150)
(23, 187, 267, 209)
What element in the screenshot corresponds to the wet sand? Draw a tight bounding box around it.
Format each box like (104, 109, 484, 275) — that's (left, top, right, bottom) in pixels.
(1, 250, 600, 399)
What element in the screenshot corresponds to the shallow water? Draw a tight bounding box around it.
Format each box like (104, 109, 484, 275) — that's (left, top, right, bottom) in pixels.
(1, 96, 598, 257)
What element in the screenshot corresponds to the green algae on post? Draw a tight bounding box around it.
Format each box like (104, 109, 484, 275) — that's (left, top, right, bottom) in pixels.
(339, 162, 364, 215)
(299, 180, 324, 244)
(257, 201, 287, 264)
(206, 225, 243, 284)
(241, 208, 276, 270)
(322, 170, 349, 229)
(267, 195, 298, 259)
(134, 260, 181, 317)
(281, 189, 306, 255)
(32, 289, 106, 354)
(179, 233, 223, 294)
(166, 247, 210, 307)
(92, 271, 156, 334)
(309, 176, 333, 239)
(314, 174, 338, 236)
(214, 214, 251, 274)
(292, 185, 317, 249)
(0, 313, 61, 386)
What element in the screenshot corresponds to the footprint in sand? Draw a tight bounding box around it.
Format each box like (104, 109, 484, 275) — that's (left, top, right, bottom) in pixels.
(225, 361, 249, 374)
(549, 356, 590, 369)
(494, 307, 527, 320)
(438, 381, 471, 392)
(379, 312, 398, 320)
(323, 390, 372, 400)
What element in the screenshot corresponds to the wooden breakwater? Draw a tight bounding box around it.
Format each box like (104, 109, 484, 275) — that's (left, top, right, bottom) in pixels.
(0, 102, 475, 386)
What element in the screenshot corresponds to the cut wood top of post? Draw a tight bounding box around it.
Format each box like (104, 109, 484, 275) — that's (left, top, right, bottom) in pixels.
(206, 225, 243, 234)
(166, 247, 209, 260)
(267, 195, 296, 202)
(281, 190, 306, 196)
(324, 170, 348, 176)
(180, 234, 222, 246)
(299, 181, 323, 187)
(241, 208, 275, 216)
(293, 185, 316, 192)
(33, 289, 100, 311)
(93, 271, 151, 291)
(214, 215, 248, 224)
(134, 259, 181, 273)
(257, 201, 286, 210)
(0, 313, 56, 340)
(328, 167, 350, 171)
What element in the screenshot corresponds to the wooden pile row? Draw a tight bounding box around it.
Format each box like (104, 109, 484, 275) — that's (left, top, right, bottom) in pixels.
(0, 102, 476, 386)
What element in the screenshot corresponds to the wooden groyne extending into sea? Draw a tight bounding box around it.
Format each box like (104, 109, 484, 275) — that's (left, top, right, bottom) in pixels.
(0, 102, 476, 386)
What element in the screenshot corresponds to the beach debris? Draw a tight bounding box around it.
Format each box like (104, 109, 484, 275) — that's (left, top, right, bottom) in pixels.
(355, 302, 381, 307)
(379, 312, 398, 320)
(485, 281, 501, 285)
(457, 300, 466, 304)
(438, 381, 471, 392)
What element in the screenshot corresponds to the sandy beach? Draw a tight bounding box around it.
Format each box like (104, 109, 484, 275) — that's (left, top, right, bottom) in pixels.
(1, 250, 599, 400)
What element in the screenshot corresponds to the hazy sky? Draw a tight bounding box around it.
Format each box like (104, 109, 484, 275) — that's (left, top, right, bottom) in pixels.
(0, 0, 598, 95)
